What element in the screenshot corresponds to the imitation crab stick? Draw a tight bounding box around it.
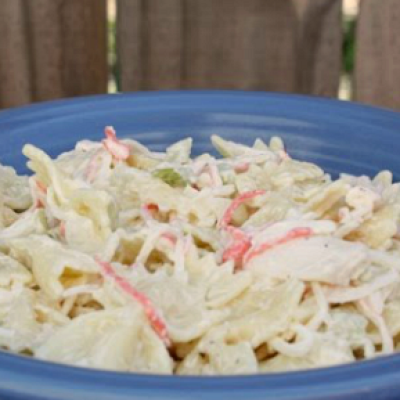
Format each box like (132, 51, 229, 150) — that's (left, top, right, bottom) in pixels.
(59, 221, 66, 238)
(218, 190, 266, 229)
(84, 150, 103, 182)
(35, 179, 47, 194)
(222, 226, 252, 268)
(234, 162, 250, 173)
(102, 126, 130, 161)
(32, 179, 47, 209)
(160, 232, 177, 245)
(95, 258, 170, 346)
(243, 227, 313, 266)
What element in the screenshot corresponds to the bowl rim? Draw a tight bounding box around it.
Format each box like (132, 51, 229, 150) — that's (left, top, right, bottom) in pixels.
(2, 89, 400, 120)
(1, 90, 400, 398)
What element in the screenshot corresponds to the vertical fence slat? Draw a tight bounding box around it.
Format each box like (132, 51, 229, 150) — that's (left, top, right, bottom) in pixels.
(117, 0, 143, 91)
(294, 0, 342, 97)
(355, 0, 400, 110)
(0, 0, 107, 109)
(182, 0, 298, 91)
(26, 0, 64, 101)
(118, 0, 183, 90)
(117, 0, 342, 95)
(143, 0, 184, 89)
(59, 0, 108, 97)
(0, 0, 32, 108)
(118, 0, 301, 92)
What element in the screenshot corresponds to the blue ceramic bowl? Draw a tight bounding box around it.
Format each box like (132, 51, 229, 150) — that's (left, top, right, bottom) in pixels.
(1, 91, 400, 400)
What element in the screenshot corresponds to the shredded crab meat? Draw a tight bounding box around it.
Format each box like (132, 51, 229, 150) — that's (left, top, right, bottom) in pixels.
(218, 190, 266, 229)
(160, 232, 177, 246)
(95, 258, 170, 346)
(84, 150, 103, 182)
(222, 226, 252, 268)
(307, 282, 330, 330)
(233, 162, 250, 173)
(208, 163, 223, 187)
(136, 225, 174, 265)
(4, 131, 400, 374)
(29, 178, 47, 209)
(102, 126, 130, 161)
(243, 227, 313, 266)
(59, 221, 66, 238)
(35, 179, 47, 194)
(358, 294, 393, 354)
(34, 199, 44, 210)
(323, 270, 398, 304)
(140, 203, 161, 224)
(173, 236, 187, 280)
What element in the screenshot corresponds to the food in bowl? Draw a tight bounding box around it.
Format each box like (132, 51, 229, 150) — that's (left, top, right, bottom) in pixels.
(0, 126, 399, 375)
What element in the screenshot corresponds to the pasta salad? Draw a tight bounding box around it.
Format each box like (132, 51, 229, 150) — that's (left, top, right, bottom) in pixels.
(0, 127, 399, 375)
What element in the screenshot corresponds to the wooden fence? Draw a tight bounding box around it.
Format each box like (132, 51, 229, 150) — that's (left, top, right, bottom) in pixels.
(0, 0, 399, 110)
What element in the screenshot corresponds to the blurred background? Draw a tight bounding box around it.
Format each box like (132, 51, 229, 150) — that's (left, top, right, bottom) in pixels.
(0, 0, 399, 111)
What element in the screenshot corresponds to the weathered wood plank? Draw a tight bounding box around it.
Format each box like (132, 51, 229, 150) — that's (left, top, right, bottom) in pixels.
(0, 0, 32, 108)
(0, 0, 108, 108)
(182, 0, 298, 91)
(118, 0, 183, 90)
(27, 0, 108, 100)
(143, 0, 183, 89)
(59, 0, 108, 97)
(25, 0, 64, 101)
(294, 0, 342, 97)
(117, 0, 143, 91)
(354, 0, 400, 110)
(117, 0, 342, 95)
(118, 0, 300, 92)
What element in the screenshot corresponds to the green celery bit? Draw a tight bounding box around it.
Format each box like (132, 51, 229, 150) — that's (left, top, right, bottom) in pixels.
(152, 168, 187, 188)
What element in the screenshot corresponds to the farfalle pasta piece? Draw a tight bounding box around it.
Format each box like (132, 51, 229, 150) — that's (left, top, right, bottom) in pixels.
(0, 164, 32, 211)
(0, 253, 32, 287)
(177, 327, 258, 375)
(205, 267, 252, 308)
(243, 193, 295, 227)
(0, 209, 47, 241)
(246, 221, 367, 286)
(221, 279, 305, 347)
(23, 145, 79, 204)
(0, 288, 42, 352)
(166, 138, 193, 163)
(36, 306, 173, 373)
(211, 135, 276, 160)
(305, 180, 349, 218)
(132, 270, 229, 343)
(9, 235, 99, 300)
(62, 188, 117, 254)
(24, 145, 117, 254)
(270, 159, 324, 189)
(346, 205, 400, 250)
(234, 164, 272, 193)
(260, 331, 354, 372)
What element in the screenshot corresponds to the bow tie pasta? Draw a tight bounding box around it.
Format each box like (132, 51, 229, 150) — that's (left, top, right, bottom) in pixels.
(0, 128, 399, 374)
